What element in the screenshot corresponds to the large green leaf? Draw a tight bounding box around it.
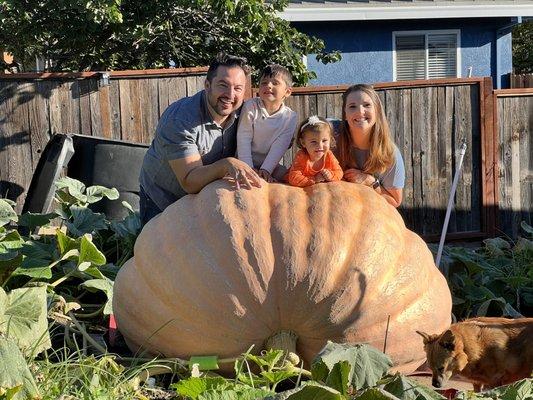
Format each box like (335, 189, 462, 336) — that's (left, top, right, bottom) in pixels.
(65, 207, 107, 236)
(17, 213, 58, 230)
(80, 278, 114, 315)
(266, 382, 344, 400)
(55, 177, 87, 204)
(110, 211, 141, 238)
(0, 231, 26, 284)
(311, 342, 392, 391)
(454, 379, 533, 399)
(0, 231, 24, 254)
(56, 229, 79, 255)
(85, 186, 119, 204)
(172, 377, 230, 399)
(325, 361, 351, 395)
(12, 240, 55, 280)
(356, 388, 401, 399)
(382, 374, 445, 400)
(198, 387, 273, 400)
(0, 200, 18, 228)
(0, 335, 40, 400)
(78, 235, 106, 267)
(0, 286, 51, 355)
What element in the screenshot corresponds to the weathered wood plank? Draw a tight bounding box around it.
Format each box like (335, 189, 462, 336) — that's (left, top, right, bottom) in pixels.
(453, 85, 473, 233)
(385, 88, 413, 229)
(1, 82, 33, 211)
(157, 77, 170, 117)
(518, 96, 532, 229)
(120, 79, 143, 142)
(140, 78, 159, 144)
(168, 77, 187, 106)
(108, 79, 122, 140)
(469, 85, 482, 231)
(129, 79, 143, 142)
(411, 88, 424, 233)
(60, 81, 80, 134)
(435, 86, 454, 233)
(78, 80, 93, 136)
(424, 86, 439, 235)
(27, 81, 52, 169)
(316, 93, 327, 118)
(185, 76, 200, 97)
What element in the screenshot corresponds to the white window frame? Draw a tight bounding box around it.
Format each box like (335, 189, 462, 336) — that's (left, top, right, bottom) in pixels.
(392, 29, 461, 81)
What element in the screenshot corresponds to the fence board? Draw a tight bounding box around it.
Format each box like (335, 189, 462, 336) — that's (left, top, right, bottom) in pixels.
(411, 88, 425, 234)
(168, 77, 188, 108)
(437, 87, 454, 232)
(425, 87, 439, 234)
(27, 81, 51, 169)
(510, 73, 533, 89)
(1, 82, 33, 210)
(140, 78, 159, 144)
(453, 85, 473, 232)
(79, 80, 93, 136)
(496, 93, 533, 236)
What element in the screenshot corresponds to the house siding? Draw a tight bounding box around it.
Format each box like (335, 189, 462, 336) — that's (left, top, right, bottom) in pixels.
(294, 17, 514, 87)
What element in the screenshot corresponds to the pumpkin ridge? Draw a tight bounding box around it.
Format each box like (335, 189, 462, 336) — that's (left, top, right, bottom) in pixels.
(193, 184, 278, 334)
(267, 183, 314, 333)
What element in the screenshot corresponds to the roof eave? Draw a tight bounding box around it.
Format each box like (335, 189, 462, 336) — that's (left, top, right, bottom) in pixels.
(280, 4, 533, 22)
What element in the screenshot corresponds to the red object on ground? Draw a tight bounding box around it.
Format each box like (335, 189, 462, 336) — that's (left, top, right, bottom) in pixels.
(108, 314, 117, 347)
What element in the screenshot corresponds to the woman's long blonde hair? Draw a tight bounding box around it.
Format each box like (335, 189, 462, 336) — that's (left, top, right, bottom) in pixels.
(337, 84, 395, 174)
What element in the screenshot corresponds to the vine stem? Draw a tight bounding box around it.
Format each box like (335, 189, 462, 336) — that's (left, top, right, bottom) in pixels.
(67, 311, 107, 354)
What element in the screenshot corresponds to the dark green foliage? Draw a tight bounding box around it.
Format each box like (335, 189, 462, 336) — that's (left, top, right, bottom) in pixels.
(0, 0, 340, 85)
(435, 222, 533, 319)
(513, 20, 533, 73)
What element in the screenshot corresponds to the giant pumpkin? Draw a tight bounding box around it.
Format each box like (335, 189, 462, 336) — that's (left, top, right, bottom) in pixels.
(113, 180, 451, 372)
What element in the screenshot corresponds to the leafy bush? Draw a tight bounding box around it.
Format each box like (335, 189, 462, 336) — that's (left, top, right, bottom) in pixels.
(437, 222, 533, 320)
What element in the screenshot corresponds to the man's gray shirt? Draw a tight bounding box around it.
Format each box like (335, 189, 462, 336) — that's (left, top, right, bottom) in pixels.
(140, 90, 238, 211)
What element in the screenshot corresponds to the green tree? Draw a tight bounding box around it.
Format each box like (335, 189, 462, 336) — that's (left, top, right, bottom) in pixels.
(0, 0, 340, 85)
(513, 20, 533, 73)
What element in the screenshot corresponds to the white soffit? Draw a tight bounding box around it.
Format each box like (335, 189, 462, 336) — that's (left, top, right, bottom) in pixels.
(280, 3, 533, 21)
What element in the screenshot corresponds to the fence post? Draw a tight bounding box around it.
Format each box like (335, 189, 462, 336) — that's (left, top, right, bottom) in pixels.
(481, 77, 497, 236)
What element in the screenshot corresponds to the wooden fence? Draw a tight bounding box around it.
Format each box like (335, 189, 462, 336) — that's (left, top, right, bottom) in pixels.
(1, 70, 531, 240)
(0, 68, 210, 212)
(510, 73, 533, 89)
(494, 88, 533, 237)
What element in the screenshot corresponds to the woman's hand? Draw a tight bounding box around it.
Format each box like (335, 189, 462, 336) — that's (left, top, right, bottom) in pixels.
(343, 168, 375, 186)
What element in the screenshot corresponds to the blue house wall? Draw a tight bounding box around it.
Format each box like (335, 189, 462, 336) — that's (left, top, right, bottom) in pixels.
(294, 17, 515, 88)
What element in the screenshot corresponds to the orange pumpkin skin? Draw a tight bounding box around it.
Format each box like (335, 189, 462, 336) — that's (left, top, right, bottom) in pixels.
(113, 180, 451, 372)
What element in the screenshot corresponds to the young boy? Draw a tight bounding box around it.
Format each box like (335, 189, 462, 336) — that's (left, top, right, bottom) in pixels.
(237, 64, 298, 182)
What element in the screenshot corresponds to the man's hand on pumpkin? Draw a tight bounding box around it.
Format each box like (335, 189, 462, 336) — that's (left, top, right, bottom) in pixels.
(223, 158, 262, 190)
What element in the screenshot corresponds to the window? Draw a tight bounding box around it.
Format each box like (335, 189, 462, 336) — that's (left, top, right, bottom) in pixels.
(393, 30, 460, 81)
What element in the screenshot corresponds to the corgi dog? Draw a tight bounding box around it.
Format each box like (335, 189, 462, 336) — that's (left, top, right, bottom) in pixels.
(417, 317, 533, 392)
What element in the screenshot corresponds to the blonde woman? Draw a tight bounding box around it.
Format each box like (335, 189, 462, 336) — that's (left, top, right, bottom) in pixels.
(335, 84, 405, 207)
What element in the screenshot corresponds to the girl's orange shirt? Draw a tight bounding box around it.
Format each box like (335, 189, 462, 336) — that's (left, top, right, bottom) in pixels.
(287, 149, 343, 187)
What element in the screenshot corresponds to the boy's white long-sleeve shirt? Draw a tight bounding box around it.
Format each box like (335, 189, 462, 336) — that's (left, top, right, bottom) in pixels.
(237, 97, 298, 173)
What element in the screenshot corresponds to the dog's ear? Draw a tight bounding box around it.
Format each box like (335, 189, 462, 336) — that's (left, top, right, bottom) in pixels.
(456, 352, 468, 371)
(440, 329, 455, 351)
(416, 330, 431, 344)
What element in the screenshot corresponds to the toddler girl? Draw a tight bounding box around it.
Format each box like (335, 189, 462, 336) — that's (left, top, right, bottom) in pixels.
(287, 116, 343, 187)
